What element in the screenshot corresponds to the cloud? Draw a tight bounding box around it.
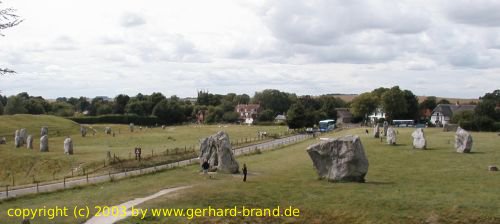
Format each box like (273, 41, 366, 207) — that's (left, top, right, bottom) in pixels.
(120, 12, 146, 27)
(445, 0, 500, 27)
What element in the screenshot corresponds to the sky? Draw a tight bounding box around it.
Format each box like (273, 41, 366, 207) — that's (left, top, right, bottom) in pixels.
(1, 0, 499, 99)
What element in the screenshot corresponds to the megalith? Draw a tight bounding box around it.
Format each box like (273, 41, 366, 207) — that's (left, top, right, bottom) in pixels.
(307, 135, 369, 183)
(199, 131, 239, 173)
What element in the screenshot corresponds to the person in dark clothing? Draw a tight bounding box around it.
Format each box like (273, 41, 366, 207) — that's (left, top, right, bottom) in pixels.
(202, 160, 210, 174)
(242, 163, 248, 182)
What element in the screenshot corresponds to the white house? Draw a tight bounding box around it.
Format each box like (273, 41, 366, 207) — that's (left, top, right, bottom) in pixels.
(430, 104, 476, 126)
(368, 107, 386, 122)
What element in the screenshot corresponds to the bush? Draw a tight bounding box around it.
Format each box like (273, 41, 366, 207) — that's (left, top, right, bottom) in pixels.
(69, 114, 160, 125)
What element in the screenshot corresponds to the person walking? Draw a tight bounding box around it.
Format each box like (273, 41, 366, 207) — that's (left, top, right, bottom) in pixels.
(202, 160, 210, 174)
(242, 163, 248, 182)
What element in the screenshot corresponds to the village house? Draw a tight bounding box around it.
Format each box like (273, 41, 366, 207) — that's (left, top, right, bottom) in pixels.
(336, 108, 353, 125)
(235, 104, 261, 124)
(430, 104, 477, 126)
(274, 114, 286, 124)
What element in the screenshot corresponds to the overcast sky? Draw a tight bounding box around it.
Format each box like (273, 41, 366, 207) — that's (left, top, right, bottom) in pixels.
(1, 0, 499, 99)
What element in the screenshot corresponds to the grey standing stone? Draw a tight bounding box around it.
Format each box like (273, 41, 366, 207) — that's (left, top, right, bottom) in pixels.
(373, 124, 380, 138)
(162, 125, 166, 130)
(307, 135, 369, 183)
(129, 123, 134, 132)
(104, 127, 112, 135)
(80, 126, 87, 137)
(64, 137, 73, 155)
(411, 128, 426, 149)
(383, 121, 389, 136)
(15, 136, 22, 148)
(199, 131, 239, 174)
(40, 135, 49, 152)
(41, 127, 48, 136)
(386, 127, 397, 145)
(26, 135, 33, 149)
(455, 127, 473, 153)
(0, 137, 6, 144)
(19, 128, 27, 145)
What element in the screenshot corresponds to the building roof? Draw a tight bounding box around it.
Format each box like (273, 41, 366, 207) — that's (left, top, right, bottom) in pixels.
(336, 108, 353, 118)
(275, 114, 286, 120)
(432, 104, 476, 117)
(235, 104, 260, 110)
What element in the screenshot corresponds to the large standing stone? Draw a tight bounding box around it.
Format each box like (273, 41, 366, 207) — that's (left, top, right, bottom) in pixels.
(199, 131, 239, 174)
(129, 123, 134, 132)
(41, 127, 48, 136)
(26, 135, 33, 149)
(373, 124, 380, 138)
(40, 135, 49, 152)
(383, 121, 389, 136)
(411, 128, 426, 149)
(307, 135, 369, 183)
(386, 127, 397, 145)
(104, 127, 112, 135)
(64, 137, 73, 155)
(80, 126, 87, 137)
(455, 127, 473, 153)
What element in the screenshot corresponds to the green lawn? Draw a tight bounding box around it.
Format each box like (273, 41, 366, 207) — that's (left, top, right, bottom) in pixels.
(0, 127, 498, 223)
(0, 115, 289, 186)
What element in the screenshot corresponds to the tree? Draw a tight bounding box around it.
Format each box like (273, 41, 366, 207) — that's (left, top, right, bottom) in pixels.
(420, 96, 437, 111)
(402, 90, 419, 120)
(253, 89, 296, 114)
(350, 92, 378, 120)
(112, 94, 130, 114)
(0, 99, 3, 115)
(257, 109, 275, 122)
(381, 86, 407, 121)
(286, 103, 306, 129)
(437, 99, 450, 105)
(50, 101, 74, 117)
(1, 1, 23, 75)
(4, 95, 27, 114)
(26, 98, 46, 114)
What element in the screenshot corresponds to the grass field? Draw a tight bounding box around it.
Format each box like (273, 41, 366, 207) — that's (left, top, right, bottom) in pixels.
(0, 115, 289, 186)
(0, 127, 498, 223)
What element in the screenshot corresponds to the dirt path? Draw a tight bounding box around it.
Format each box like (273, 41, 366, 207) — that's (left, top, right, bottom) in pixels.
(84, 186, 191, 224)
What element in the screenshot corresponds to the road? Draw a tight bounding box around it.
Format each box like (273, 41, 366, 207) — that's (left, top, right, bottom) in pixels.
(0, 134, 312, 200)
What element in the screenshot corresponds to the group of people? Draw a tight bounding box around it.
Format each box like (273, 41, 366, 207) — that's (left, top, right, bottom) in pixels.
(201, 160, 248, 182)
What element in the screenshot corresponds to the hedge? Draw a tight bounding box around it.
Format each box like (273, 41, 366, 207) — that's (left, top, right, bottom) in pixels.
(69, 114, 161, 126)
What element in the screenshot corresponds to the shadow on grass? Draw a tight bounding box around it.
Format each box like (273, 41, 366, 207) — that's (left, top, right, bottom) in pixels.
(363, 181, 395, 185)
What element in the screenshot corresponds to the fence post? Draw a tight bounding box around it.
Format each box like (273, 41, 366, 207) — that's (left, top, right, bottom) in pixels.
(86, 174, 89, 183)
(63, 177, 66, 189)
(5, 185, 8, 198)
(36, 182, 39, 193)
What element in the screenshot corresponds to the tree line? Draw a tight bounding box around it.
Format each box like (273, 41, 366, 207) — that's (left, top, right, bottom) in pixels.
(1, 88, 498, 130)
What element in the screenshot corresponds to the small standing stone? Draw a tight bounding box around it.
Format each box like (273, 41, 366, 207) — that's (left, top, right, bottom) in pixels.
(411, 128, 426, 149)
(373, 124, 380, 138)
(41, 126, 48, 136)
(26, 135, 33, 149)
(488, 166, 498, 171)
(64, 137, 73, 155)
(104, 127, 112, 135)
(15, 135, 22, 148)
(129, 123, 134, 132)
(162, 125, 166, 130)
(80, 126, 87, 137)
(386, 127, 397, 145)
(383, 121, 389, 136)
(19, 128, 27, 145)
(455, 127, 473, 153)
(0, 137, 6, 144)
(40, 135, 49, 152)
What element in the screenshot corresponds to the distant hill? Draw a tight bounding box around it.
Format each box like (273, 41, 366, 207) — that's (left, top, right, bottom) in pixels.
(0, 114, 80, 138)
